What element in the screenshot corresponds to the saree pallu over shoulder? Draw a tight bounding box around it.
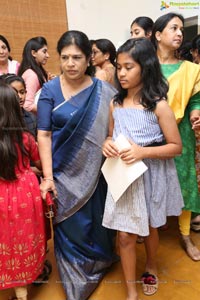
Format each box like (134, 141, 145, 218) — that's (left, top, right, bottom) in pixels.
(167, 61, 200, 123)
(53, 80, 116, 224)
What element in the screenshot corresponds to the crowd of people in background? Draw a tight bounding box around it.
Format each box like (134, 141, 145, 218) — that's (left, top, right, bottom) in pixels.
(0, 11, 200, 300)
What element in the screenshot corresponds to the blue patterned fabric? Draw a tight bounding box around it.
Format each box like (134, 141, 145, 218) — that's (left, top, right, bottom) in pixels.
(37, 77, 117, 300)
(54, 176, 116, 300)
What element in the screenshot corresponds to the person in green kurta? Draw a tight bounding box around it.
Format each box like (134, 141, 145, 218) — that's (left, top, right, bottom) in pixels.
(190, 34, 200, 232)
(152, 12, 200, 261)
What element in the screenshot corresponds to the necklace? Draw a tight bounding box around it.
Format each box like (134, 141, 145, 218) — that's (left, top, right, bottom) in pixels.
(60, 73, 92, 100)
(60, 74, 77, 100)
(158, 53, 179, 64)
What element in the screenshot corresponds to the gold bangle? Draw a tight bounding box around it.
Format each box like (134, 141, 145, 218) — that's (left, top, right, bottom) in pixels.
(43, 178, 54, 182)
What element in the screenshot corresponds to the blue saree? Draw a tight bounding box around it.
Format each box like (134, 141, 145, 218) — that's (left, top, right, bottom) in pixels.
(37, 77, 117, 300)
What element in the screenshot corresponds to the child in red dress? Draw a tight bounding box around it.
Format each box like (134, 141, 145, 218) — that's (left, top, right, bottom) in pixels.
(0, 83, 46, 300)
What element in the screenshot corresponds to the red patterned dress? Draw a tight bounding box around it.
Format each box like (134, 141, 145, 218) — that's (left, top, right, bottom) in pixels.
(0, 133, 46, 290)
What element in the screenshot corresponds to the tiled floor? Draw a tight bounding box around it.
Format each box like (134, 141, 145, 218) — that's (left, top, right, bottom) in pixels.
(1, 217, 200, 300)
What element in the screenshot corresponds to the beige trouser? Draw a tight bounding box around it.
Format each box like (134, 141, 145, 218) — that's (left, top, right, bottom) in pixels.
(179, 210, 191, 235)
(14, 286, 27, 300)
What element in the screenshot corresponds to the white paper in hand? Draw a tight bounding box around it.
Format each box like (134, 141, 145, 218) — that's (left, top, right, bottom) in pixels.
(101, 134, 148, 202)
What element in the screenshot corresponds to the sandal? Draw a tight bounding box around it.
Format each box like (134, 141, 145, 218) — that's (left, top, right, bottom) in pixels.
(141, 272, 158, 296)
(32, 259, 52, 286)
(191, 221, 200, 232)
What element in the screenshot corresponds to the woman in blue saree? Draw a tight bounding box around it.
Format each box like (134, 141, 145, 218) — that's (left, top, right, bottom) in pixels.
(37, 30, 117, 300)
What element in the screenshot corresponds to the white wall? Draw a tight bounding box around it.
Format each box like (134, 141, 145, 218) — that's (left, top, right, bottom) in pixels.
(66, 0, 200, 47)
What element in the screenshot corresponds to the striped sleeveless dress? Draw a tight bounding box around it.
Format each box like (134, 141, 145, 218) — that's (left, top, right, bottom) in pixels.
(102, 107, 184, 236)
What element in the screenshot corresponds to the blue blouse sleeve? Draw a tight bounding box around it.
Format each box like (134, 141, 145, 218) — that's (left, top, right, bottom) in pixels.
(37, 80, 55, 131)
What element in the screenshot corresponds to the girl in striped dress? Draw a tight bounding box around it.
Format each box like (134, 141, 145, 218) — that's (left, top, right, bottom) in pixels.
(102, 38, 183, 300)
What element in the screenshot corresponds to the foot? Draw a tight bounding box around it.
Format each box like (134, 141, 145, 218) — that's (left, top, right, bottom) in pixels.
(181, 235, 200, 261)
(126, 294, 139, 300)
(141, 272, 158, 296)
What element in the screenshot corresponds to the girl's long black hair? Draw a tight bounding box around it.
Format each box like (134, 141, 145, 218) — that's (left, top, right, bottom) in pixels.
(0, 83, 29, 180)
(18, 36, 48, 86)
(0, 73, 26, 88)
(114, 38, 168, 110)
(130, 16, 154, 36)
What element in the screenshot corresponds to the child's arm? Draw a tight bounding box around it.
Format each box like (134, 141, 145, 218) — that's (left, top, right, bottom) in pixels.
(120, 100, 182, 164)
(28, 135, 43, 176)
(31, 165, 42, 176)
(102, 100, 119, 158)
